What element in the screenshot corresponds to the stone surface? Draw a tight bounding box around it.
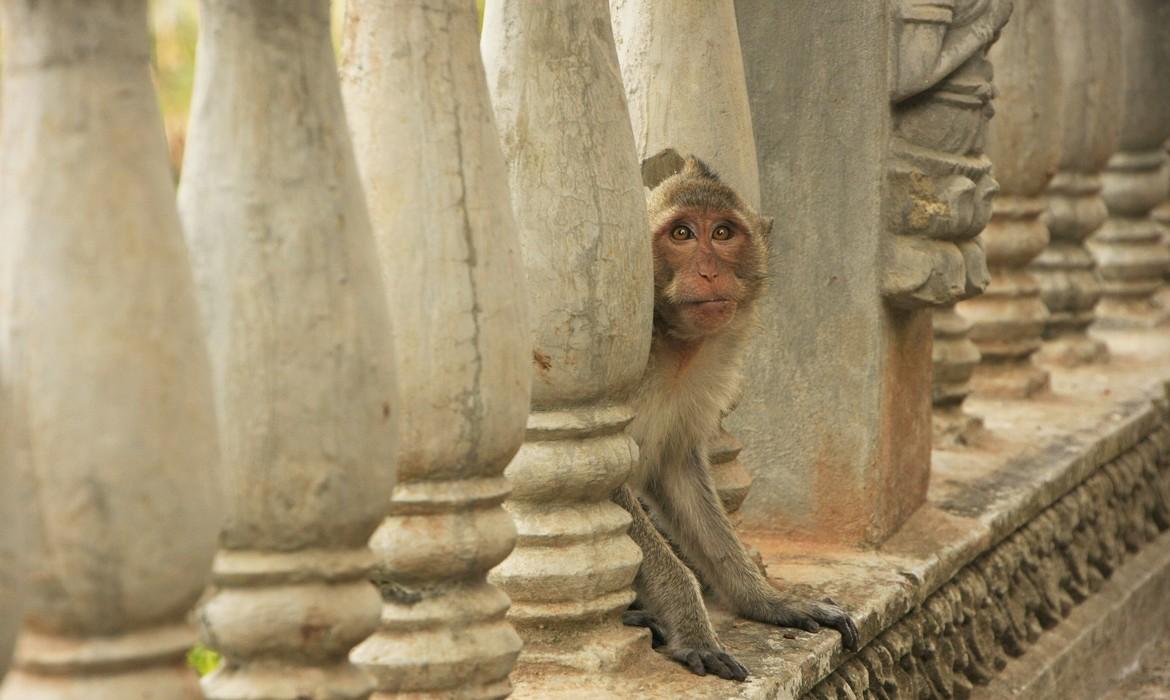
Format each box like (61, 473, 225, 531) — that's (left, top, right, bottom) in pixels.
(959, 0, 1062, 399)
(1089, 0, 1170, 328)
(340, 1, 530, 696)
(0, 1, 221, 697)
(731, 0, 1006, 545)
(609, 0, 759, 516)
(507, 325, 1170, 698)
(177, 2, 398, 698)
(482, 0, 655, 671)
(979, 530, 1170, 699)
(1101, 633, 1170, 700)
(1031, 0, 1122, 368)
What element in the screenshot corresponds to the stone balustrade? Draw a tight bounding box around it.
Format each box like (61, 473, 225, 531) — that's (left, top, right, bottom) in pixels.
(1, 2, 1170, 700)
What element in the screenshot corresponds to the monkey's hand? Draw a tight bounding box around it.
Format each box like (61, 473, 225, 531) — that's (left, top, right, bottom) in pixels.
(665, 643, 749, 682)
(748, 595, 860, 651)
(624, 609, 749, 681)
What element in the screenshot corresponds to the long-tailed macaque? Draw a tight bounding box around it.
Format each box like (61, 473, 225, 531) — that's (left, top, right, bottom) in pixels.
(616, 154, 859, 681)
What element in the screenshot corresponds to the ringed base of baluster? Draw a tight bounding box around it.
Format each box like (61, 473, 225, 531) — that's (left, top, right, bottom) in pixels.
(0, 622, 200, 700)
(1094, 296, 1170, 329)
(1036, 331, 1108, 367)
(202, 661, 374, 700)
(352, 581, 520, 699)
(969, 358, 1050, 399)
(709, 428, 751, 514)
(509, 614, 650, 672)
(932, 404, 985, 448)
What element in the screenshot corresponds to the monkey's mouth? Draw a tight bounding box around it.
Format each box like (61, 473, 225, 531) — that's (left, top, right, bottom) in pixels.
(682, 299, 736, 309)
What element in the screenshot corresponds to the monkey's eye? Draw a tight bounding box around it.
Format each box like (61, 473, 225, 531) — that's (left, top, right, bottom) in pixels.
(670, 225, 694, 241)
(712, 225, 734, 241)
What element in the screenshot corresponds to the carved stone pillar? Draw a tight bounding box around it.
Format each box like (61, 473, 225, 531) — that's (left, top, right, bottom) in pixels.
(178, 2, 398, 698)
(0, 1, 221, 698)
(609, 0, 756, 514)
(1089, 0, 1170, 327)
(0, 459, 18, 682)
(957, 0, 1062, 399)
(340, 1, 530, 697)
(482, 1, 654, 670)
(733, 0, 1006, 544)
(1030, 0, 1122, 366)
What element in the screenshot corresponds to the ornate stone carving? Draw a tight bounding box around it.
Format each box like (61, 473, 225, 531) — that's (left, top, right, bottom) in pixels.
(891, 0, 1008, 442)
(340, 1, 530, 696)
(1089, 0, 1170, 327)
(884, 0, 1010, 309)
(807, 423, 1170, 698)
(609, 0, 758, 514)
(482, 0, 654, 670)
(178, 2, 398, 698)
(0, 2, 221, 697)
(1029, 0, 1122, 366)
(958, 0, 1062, 399)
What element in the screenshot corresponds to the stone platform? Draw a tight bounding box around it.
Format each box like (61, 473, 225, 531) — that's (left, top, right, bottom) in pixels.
(510, 327, 1170, 699)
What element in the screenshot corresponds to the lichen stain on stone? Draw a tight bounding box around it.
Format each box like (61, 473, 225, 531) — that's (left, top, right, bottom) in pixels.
(906, 170, 950, 231)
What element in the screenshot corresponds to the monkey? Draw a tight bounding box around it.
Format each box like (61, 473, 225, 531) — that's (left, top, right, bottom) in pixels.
(614, 152, 860, 681)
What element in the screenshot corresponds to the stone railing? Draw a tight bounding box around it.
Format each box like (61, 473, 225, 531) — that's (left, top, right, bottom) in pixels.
(1, 1, 1169, 699)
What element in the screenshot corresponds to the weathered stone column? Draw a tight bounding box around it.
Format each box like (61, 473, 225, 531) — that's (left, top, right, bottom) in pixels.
(958, 0, 1062, 398)
(733, 0, 1006, 544)
(1030, 0, 1122, 366)
(609, 0, 757, 514)
(0, 1, 221, 698)
(178, 2, 398, 698)
(1089, 0, 1170, 327)
(0, 459, 18, 683)
(482, 0, 654, 670)
(340, 1, 530, 697)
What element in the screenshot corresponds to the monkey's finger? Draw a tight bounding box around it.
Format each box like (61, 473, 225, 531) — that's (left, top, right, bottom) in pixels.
(683, 650, 706, 676)
(718, 652, 750, 681)
(836, 616, 860, 651)
(702, 652, 734, 680)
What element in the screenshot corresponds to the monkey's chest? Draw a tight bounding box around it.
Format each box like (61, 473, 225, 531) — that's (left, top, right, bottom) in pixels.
(626, 361, 737, 486)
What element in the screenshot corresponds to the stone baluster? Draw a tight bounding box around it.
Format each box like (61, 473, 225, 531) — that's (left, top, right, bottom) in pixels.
(1031, 0, 1123, 366)
(958, 0, 1062, 399)
(610, 0, 757, 514)
(1156, 141, 1170, 298)
(0, 1, 221, 698)
(1089, 0, 1170, 327)
(340, 1, 530, 697)
(733, 0, 1007, 544)
(177, 2, 398, 698)
(482, 1, 654, 670)
(932, 306, 983, 445)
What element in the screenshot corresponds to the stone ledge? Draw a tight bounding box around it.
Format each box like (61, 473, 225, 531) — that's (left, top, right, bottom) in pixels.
(509, 328, 1170, 699)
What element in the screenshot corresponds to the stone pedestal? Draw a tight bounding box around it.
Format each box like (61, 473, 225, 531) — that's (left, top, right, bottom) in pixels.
(0, 2, 221, 698)
(734, 0, 1007, 545)
(178, 2, 398, 698)
(340, 1, 530, 697)
(1089, 0, 1170, 328)
(482, 0, 654, 670)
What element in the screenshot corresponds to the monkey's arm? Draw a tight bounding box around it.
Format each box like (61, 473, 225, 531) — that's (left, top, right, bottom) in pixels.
(647, 452, 861, 651)
(612, 485, 749, 681)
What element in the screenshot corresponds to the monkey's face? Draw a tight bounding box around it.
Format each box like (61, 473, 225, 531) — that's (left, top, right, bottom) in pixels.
(653, 208, 760, 339)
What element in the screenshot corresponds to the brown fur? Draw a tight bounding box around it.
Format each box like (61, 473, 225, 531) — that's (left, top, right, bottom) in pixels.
(616, 157, 859, 681)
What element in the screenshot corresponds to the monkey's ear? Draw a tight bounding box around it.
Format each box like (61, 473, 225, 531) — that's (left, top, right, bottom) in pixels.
(761, 216, 775, 242)
(641, 148, 686, 190)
